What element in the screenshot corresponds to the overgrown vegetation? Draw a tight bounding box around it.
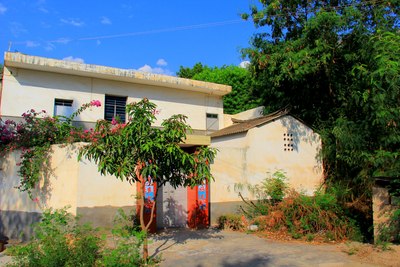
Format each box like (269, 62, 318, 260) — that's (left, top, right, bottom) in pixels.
(241, 0, 400, 240)
(377, 208, 400, 244)
(6, 208, 157, 267)
(229, 172, 361, 242)
(6, 208, 102, 267)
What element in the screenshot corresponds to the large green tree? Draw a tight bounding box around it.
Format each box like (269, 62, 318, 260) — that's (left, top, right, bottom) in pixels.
(79, 99, 216, 261)
(177, 64, 262, 114)
(243, 0, 400, 238)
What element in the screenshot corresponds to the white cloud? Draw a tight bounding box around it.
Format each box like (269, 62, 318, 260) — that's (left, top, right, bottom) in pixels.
(26, 41, 40, 47)
(156, 58, 168, 66)
(44, 42, 55, 51)
(52, 37, 71, 44)
(137, 64, 173, 76)
(63, 56, 85, 64)
(38, 7, 48, 13)
(0, 3, 7, 14)
(239, 60, 250, 68)
(10, 22, 27, 37)
(60, 18, 84, 27)
(101, 16, 112, 25)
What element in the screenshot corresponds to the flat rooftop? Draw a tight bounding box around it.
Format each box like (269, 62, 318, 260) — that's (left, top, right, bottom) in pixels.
(4, 52, 232, 96)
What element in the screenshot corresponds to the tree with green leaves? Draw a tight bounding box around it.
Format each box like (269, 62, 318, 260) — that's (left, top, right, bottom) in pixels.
(177, 64, 262, 114)
(79, 98, 216, 261)
(176, 62, 205, 79)
(242, 0, 399, 239)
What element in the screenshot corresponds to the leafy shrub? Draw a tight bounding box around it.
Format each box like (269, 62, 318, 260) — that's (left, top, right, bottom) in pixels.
(261, 171, 288, 204)
(99, 235, 144, 267)
(238, 171, 287, 218)
(217, 214, 244, 231)
(239, 174, 361, 241)
(7, 207, 102, 267)
(6, 208, 159, 267)
(246, 171, 288, 204)
(98, 209, 158, 267)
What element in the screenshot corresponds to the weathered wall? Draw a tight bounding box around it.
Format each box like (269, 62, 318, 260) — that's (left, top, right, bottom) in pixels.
(210, 116, 323, 223)
(1, 66, 224, 131)
(0, 143, 136, 239)
(372, 185, 397, 243)
(0, 150, 42, 240)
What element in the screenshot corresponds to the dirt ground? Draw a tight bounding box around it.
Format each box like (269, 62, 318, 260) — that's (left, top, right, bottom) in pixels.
(255, 229, 400, 267)
(149, 229, 400, 267)
(1, 229, 399, 267)
(339, 241, 400, 267)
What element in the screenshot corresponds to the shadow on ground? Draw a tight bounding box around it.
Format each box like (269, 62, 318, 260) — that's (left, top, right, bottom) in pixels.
(150, 228, 223, 258)
(219, 257, 272, 267)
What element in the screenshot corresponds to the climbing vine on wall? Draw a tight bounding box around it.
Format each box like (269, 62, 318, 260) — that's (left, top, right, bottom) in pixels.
(0, 100, 101, 197)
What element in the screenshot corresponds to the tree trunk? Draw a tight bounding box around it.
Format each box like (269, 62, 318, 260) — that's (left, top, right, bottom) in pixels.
(136, 162, 158, 263)
(136, 163, 150, 262)
(140, 179, 149, 262)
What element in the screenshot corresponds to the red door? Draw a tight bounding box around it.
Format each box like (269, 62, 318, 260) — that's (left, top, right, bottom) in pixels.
(187, 183, 209, 228)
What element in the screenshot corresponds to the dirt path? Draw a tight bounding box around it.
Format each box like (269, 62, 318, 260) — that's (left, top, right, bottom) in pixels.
(1, 228, 399, 266)
(149, 229, 399, 267)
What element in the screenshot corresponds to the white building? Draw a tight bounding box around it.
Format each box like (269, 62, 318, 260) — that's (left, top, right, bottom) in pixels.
(0, 52, 231, 239)
(0, 52, 323, 239)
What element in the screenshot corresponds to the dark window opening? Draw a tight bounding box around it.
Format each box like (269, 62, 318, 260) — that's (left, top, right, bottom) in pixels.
(55, 99, 73, 107)
(104, 95, 127, 122)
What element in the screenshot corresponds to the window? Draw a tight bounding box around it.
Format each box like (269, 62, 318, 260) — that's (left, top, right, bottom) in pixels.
(104, 95, 127, 122)
(54, 99, 73, 117)
(206, 113, 219, 132)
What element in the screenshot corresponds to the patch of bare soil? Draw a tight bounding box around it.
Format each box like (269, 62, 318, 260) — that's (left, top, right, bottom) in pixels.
(252, 229, 400, 267)
(340, 242, 400, 267)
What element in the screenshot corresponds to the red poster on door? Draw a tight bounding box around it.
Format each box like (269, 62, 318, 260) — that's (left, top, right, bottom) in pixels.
(187, 183, 209, 229)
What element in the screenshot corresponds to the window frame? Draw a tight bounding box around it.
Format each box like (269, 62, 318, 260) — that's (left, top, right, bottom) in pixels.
(104, 95, 127, 122)
(54, 98, 73, 118)
(206, 113, 219, 132)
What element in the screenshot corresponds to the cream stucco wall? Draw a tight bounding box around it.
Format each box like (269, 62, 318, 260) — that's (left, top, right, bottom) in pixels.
(210, 115, 323, 206)
(0, 143, 135, 217)
(1, 66, 224, 131)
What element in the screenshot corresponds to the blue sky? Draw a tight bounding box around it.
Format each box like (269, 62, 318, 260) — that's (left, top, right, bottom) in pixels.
(0, 0, 263, 75)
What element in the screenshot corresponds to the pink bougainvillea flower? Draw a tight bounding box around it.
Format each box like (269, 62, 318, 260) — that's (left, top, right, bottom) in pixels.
(90, 100, 101, 107)
(111, 117, 117, 125)
(151, 109, 160, 115)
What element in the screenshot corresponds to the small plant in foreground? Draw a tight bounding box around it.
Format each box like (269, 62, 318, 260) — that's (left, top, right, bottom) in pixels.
(6, 207, 102, 267)
(217, 214, 245, 231)
(99, 209, 159, 267)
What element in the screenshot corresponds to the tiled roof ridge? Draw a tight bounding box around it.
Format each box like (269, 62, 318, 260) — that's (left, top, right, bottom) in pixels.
(210, 107, 290, 138)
